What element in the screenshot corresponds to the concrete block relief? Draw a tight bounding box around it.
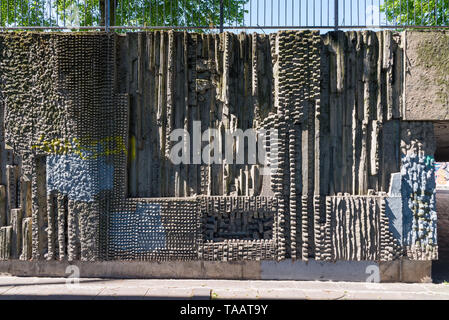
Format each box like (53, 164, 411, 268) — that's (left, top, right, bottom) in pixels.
(401, 153, 438, 259)
(108, 199, 199, 260)
(110, 203, 166, 253)
(135, 204, 166, 251)
(199, 196, 277, 261)
(201, 197, 275, 241)
(319, 196, 402, 261)
(400, 121, 438, 260)
(0, 32, 125, 261)
(0, 30, 440, 264)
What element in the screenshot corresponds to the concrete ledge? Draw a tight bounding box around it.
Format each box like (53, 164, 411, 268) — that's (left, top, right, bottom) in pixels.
(261, 260, 378, 282)
(0, 259, 432, 283)
(379, 260, 400, 282)
(402, 260, 432, 283)
(0, 260, 260, 280)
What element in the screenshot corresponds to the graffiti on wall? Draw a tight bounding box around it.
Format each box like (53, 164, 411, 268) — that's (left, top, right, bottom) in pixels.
(31, 135, 128, 202)
(46, 154, 114, 202)
(32, 135, 128, 160)
(436, 162, 449, 190)
(401, 154, 437, 248)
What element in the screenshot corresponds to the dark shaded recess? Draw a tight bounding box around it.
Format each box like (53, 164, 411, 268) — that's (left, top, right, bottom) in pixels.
(434, 121, 449, 162)
(432, 121, 449, 282)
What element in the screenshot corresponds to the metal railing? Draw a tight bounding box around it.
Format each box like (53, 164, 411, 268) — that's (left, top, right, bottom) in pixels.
(0, 0, 448, 31)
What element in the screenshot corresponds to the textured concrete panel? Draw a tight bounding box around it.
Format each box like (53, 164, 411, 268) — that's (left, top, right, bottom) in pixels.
(379, 260, 400, 282)
(0, 259, 433, 282)
(0, 31, 441, 281)
(46, 154, 114, 202)
(404, 31, 449, 120)
(261, 260, 380, 282)
(385, 197, 403, 242)
(402, 260, 432, 283)
(261, 259, 379, 282)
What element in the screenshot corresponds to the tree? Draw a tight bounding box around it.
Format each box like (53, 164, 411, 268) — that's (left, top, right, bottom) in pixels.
(382, 0, 449, 26)
(0, 0, 248, 30)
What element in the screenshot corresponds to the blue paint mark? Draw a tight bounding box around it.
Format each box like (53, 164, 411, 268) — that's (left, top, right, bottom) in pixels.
(46, 153, 113, 202)
(385, 197, 403, 242)
(109, 203, 166, 254)
(425, 155, 435, 169)
(401, 154, 437, 246)
(109, 211, 135, 253)
(136, 203, 166, 252)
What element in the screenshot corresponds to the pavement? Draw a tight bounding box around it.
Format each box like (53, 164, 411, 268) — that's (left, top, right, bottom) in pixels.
(0, 276, 449, 299)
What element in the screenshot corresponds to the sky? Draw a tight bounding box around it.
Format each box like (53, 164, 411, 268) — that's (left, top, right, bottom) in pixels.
(238, 0, 388, 33)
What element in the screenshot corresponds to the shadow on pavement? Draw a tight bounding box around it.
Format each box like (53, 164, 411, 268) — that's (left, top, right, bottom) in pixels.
(0, 295, 210, 300)
(0, 278, 109, 288)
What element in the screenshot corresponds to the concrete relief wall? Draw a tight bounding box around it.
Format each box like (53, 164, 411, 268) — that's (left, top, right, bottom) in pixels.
(0, 33, 128, 261)
(122, 32, 275, 198)
(400, 122, 438, 259)
(320, 31, 403, 196)
(0, 30, 441, 265)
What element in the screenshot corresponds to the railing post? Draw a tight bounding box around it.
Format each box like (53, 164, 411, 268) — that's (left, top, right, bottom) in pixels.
(105, 0, 110, 32)
(334, 0, 339, 31)
(219, 0, 224, 33)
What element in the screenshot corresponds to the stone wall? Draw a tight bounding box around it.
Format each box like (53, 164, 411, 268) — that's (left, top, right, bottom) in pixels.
(404, 31, 449, 120)
(0, 30, 441, 265)
(0, 33, 127, 261)
(320, 31, 403, 196)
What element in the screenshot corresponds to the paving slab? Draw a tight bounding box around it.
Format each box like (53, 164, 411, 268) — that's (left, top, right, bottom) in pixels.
(0, 276, 448, 300)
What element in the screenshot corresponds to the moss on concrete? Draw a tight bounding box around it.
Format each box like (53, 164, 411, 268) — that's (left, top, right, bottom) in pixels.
(416, 32, 449, 106)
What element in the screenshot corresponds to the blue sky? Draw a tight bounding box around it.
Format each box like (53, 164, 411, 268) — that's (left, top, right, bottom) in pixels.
(237, 0, 388, 33)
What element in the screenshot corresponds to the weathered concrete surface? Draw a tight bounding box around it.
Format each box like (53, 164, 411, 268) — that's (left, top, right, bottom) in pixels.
(0, 259, 432, 282)
(260, 260, 377, 282)
(402, 260, 432, 283)
(0, 31, 444, 282)
(404, 31, 449, 120)
(0, 260, 260, 280)
(0, 276, 448, 300)
(379, 260, 400, 282)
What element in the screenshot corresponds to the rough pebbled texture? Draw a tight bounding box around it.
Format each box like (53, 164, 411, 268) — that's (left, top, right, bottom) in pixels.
(0, 30, 439, 264)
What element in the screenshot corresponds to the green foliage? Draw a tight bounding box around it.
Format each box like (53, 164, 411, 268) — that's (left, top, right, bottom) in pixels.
(113, 0, 248, 28)
(0, 0, 101, 27)
(0, 0, 249, 29)
(382, 0, 449, 26)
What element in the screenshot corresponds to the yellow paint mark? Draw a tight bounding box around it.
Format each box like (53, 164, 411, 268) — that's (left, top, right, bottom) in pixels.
(32, 135, 128, 160)
(130, 135, 136, 161)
